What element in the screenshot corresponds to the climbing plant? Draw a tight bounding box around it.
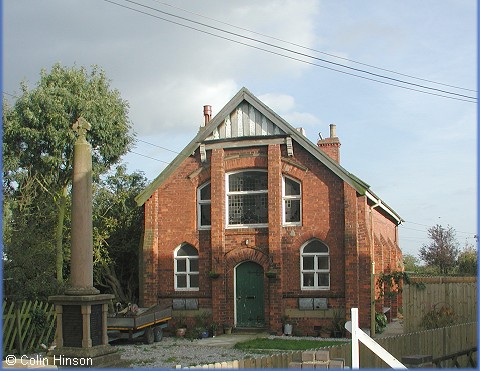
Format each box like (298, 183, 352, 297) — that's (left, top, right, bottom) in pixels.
(376, 271, 425, 299)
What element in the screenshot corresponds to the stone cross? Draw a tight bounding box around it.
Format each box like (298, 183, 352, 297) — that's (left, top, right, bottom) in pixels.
(72, 117, 92, 143)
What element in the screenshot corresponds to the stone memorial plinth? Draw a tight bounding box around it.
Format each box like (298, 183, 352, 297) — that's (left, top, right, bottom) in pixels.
(48, 118, 124, 367)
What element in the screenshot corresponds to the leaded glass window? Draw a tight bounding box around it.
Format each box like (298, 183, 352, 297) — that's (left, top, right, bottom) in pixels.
(226, 171, 268, 227)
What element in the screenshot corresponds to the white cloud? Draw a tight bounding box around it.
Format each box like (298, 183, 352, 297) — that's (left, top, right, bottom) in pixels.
(259, 92, 321, 133)
(259, 93, 295, 112)
(126, 76, 239, 135)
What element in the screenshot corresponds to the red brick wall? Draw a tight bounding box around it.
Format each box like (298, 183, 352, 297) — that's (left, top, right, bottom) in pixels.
(371, 207, 402, 319)
(140, 140, 401, 334)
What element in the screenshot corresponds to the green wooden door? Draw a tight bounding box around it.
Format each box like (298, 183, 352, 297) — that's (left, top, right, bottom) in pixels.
(235, 261, 265, 327)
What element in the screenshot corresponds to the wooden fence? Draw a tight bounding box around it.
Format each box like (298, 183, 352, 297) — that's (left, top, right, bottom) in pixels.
(402, 276, 477, 333)
(178, 322, 477, 368)
(327, 322, 477, 368)
(2, 301, 56, 356)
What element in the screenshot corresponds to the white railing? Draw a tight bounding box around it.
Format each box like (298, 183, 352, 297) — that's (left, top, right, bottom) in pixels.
(345, 308, 406, 369)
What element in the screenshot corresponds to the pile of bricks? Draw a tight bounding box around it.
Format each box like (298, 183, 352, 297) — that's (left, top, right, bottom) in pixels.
(289, 350, 345, 369)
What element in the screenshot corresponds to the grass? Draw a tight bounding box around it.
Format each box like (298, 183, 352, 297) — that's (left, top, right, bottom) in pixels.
(234, 338, 347, 351)
(164, 356, 178, 363)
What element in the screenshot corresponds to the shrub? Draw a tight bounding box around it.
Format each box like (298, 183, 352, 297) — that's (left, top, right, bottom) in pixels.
(421, 303, 457, 329)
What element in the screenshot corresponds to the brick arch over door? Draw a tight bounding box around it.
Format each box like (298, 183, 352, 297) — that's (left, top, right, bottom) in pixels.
(224, 247, 270, 274)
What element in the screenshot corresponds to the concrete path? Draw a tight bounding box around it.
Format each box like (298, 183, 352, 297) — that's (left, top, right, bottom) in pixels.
(375, 318, 404, 338)
(193, 333, 270, 348)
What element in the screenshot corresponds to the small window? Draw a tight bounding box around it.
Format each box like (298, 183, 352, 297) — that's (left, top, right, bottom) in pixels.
(283, 176, 301, 225)
(174, 244, 199, 291)
(198, 182, 211, 229)
(226, 171, 268, 227)
(301, 240, 330, 290)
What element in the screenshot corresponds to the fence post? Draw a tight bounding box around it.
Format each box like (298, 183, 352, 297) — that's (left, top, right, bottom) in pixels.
(15, 308, 24, 354)
(351, 308, 359, 369)
(347, 308, 406, 369)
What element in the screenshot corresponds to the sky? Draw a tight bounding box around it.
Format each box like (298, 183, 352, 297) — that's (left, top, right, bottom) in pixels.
(3, 0, 477, 258)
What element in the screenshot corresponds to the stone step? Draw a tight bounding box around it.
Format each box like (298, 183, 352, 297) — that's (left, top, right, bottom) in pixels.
(233, 327, 267, 334)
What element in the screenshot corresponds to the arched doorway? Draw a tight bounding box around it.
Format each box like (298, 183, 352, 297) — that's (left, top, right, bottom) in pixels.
(235, 261, 265, 327)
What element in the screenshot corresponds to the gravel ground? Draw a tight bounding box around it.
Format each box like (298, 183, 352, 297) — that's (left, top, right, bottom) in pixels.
(114, 337, 261, 369)
(114, 335, 349, 369)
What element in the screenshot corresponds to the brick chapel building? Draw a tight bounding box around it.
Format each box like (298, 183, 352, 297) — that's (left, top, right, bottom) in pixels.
(135, 87, 403, 334)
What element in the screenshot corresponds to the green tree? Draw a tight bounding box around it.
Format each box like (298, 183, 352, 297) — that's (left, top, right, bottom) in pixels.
(92, 165, 147, 303)
(2, 172, 64, 301)
(419, 224, 460, 274)
(455, 241, 477, 276)
(403, 253, 421, 272)
(3, 63, 134, 284)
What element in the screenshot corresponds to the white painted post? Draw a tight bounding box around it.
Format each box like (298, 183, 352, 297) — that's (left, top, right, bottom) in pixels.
(346, 308, 407, 369)
(351, 308, 360, 369)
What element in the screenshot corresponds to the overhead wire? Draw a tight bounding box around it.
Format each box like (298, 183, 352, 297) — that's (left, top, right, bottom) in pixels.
(401, 221, 477, 236)
(137, 138, 180, 154)
(3, 87, 477, 237)
(3, 91, 20, 99)
(129, 150, 172, 164)
(103, 0, 477, 103)
(152, 0, 476, 93)
(129, 140, 476, 240)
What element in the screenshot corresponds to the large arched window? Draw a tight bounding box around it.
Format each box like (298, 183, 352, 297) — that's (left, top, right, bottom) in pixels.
(197, 182, 211, 229)
(301, 239, 330, 290)
(226, 170, 268, 227)
(282, 176, 301, 225)
(174, 243, 199, 291)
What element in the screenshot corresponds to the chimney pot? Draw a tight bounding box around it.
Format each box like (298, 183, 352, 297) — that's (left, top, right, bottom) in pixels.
(329, 124, 337, 138)
(203, 105, 212, 126)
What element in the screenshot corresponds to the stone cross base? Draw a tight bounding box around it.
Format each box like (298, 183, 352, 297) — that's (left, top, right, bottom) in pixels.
(48, 294, 127, 367)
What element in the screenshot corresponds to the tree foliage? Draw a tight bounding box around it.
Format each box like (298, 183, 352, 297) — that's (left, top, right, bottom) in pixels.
(403, 253, 420, 272)
(2, 174, 65, 301)
(3, 63, 134, 284)
(455, 242, 477, 276)
(419, 224, 460, 274)
(92, 165, 147, 303)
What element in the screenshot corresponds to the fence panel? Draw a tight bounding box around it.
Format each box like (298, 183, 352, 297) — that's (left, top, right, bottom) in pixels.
(2, 301, 56, 356)
(330, 322, 476, 368)
(403, 278, 477, 332)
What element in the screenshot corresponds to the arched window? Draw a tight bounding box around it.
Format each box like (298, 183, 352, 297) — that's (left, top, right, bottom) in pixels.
(174, 243, 199, 291)
(197, 182, 211, 229)
(226, 170, 268, 227)
(301, 239, 330, 290)
(282, 176, 301, 225)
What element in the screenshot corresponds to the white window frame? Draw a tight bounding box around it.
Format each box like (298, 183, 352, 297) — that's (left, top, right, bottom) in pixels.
(197, 181, 211, 230)
(225, 170, 268, 229)
(282, 175, 302, 226)
(300, 239, 330, 290)
(174, 244, 199, 291)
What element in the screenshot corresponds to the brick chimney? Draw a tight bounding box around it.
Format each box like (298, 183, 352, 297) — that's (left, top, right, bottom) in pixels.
(317, 124, 341, 163)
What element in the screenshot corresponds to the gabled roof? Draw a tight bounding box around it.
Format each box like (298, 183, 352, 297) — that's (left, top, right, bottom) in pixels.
(135, 87, 402, 224)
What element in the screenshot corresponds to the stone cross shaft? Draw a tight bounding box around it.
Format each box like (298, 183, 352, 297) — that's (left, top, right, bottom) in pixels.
(66, 117, 99, 295)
